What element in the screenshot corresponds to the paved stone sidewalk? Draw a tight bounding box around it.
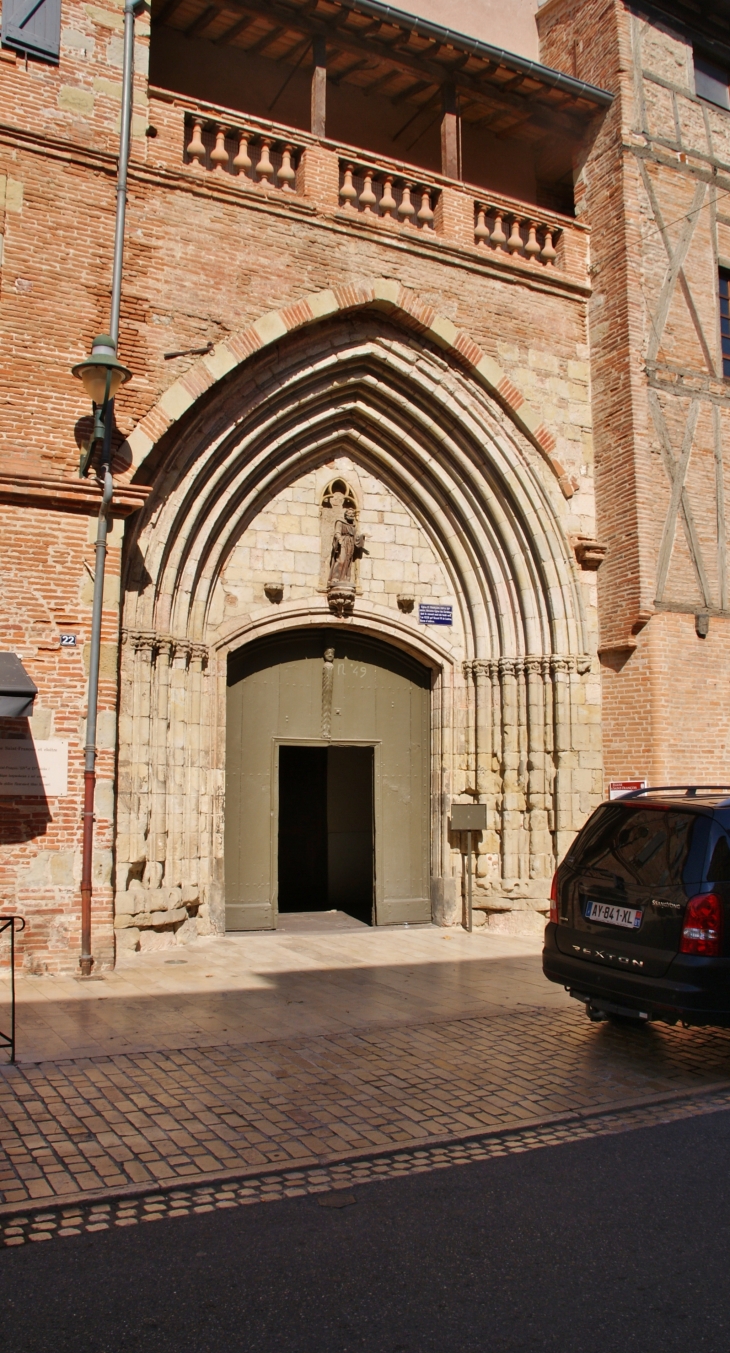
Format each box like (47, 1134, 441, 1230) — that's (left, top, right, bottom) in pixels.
(2, 1003, 730, 1211)
(5, 1083, 730, 1248)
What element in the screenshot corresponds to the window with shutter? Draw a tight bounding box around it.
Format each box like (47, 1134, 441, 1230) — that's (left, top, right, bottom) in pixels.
(1, 0, 61, 63)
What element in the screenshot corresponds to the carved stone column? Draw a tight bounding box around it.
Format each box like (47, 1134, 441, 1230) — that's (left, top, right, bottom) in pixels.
(147, 636, 173, 886)
(499, 657, 520, 882)
(516, 660, 529, 880)
(489, 659, 502, 863)
(551, 655, 576, 861)
(525, 656, 550, 879)
(473, 661, 492, 798)
(462, 661, 475, 794)
(322, 646, 335, 739)
(118, 629, 155, 883)
(185, 643, 208, 890)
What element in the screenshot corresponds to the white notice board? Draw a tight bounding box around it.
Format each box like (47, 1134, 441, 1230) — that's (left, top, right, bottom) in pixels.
(0, 739, 69, 797)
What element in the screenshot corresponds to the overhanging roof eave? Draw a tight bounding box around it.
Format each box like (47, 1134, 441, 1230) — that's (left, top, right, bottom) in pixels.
(334, 0, 613, 108)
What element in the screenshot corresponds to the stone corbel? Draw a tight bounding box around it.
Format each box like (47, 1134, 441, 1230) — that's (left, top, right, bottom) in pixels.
(572, 535, 608, 571)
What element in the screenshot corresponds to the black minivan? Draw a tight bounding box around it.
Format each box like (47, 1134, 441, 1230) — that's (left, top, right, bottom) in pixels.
(543, 787, 730, 1026)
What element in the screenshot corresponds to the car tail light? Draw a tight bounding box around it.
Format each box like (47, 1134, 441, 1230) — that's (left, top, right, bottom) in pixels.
(680, 892, 723, 956)
(549, 871, 559, 924)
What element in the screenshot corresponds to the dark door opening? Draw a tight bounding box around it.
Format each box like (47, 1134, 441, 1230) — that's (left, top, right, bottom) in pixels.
(278, 745, 374, 924)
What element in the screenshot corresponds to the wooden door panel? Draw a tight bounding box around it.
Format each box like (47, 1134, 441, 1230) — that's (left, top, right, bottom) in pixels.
(225, 629, 431, 930)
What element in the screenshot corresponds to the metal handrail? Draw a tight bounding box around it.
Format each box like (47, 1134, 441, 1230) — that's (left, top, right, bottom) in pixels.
(0, 916, 25, 1063)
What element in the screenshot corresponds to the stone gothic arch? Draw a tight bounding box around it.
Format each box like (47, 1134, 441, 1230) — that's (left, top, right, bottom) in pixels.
(115, 296, 600, 949)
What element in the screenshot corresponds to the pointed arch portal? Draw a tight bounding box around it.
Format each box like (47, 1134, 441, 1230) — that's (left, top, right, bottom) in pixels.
(116, 292, 599, 944)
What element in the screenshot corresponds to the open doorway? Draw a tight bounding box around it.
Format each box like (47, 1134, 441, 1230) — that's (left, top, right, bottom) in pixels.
(278, 745, 374, 924)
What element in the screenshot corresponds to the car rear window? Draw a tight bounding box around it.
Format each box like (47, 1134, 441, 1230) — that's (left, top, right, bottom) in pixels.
(569, 805, 710, 887)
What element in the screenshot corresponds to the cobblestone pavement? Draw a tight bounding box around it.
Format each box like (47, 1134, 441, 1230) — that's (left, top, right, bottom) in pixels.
(3, 1001, 730, 1217)
(3, 1085, 730, 1248)
(3, 923, 730, 1229)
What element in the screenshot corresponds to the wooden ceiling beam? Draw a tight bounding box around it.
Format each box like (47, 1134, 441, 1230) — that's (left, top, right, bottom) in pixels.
(184, 3, 221, 38)
(155, 0, 593, 136)
(214, 13, 254, 44)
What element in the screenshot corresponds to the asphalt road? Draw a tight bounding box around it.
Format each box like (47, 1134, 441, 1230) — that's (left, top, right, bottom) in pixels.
(3, 1108, 730, 1353)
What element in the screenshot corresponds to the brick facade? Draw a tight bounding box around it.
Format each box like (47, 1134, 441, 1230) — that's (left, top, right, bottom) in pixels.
(538, 0, 730, 791)
(2, 0, 723, 972)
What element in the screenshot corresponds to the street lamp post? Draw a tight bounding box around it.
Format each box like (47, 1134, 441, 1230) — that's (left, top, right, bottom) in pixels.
(71, 0, 144, 976)
(72, 338, 131, 977)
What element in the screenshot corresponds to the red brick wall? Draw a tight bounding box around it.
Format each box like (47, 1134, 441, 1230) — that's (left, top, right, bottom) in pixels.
(538, 0, 730, 794)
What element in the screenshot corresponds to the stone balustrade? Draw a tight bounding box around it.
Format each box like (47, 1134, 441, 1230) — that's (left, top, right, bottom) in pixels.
(152, 93, 587, 284)
(473, 202, 562, 267)
(184, 114, 303, 190)
(338, 160, 439, 231)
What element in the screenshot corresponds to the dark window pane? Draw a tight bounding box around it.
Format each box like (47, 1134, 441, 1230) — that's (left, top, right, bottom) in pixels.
(695, 52, 730, 108)
(708, 831, 730, 882)
(571, 806, 709, 887)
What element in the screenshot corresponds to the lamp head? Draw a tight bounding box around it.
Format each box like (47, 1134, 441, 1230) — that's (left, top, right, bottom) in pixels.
(72, 334, 132, 405)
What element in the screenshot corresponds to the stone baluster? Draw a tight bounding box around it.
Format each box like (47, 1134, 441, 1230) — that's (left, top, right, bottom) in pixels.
(359, 170, 377, 214)
(507, 216, 524, 254)
(186, 119, 206, 167)
(210, 125, 229, 172)
(380, 176, 396, 218)
(524, 220, 541, 261)
(232, 131, 252, 177)
(541, 228, 558, 265)
(474, 203, 490, 246)
(491, 212, 507, 250)
(255, 138, 274, 184)
(276, 144, 296, 190)
(397, 182, 415, 225)
(499, 657, 520, 883)
(416, 188, 434, 228)
(339, 163, 358, 208)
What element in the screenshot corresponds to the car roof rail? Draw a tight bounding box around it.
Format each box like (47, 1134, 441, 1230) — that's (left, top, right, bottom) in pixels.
(620, 785, 730, 799)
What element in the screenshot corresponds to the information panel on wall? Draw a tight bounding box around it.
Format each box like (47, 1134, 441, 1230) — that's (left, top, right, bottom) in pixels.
(0, 739, 69, 797)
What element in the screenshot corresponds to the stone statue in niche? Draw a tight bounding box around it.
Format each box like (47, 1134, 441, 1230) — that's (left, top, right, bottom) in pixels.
(319, 477, 366, 617)
(327, 506, 365, 616)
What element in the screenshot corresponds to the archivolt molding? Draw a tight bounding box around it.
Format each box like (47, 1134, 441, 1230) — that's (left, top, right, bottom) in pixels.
(115, 306, 601, 932)
(122, 319, 589, 661)
(124, 280, 576, 499)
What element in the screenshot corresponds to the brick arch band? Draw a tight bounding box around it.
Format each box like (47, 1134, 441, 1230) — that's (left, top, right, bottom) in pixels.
(125, 279, 576, 500)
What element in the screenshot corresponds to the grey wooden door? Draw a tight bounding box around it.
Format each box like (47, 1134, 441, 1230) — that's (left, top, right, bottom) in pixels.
(225, 629, 431, 930)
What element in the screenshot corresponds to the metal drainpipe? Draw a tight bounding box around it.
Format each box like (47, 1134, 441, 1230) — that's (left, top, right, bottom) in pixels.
(79, 0, 140, 977)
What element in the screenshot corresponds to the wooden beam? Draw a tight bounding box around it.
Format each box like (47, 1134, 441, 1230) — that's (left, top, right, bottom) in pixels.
(391, 79, 432, 106)
(311, 32, 326, 138)
(245, 22, 286, 56)
(155, 0, 186, 24)
(196, 0, 589, 137)
(185, 4, 220, 38)
(440, 81, 459, 179)
(214, 13, 254, 44)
